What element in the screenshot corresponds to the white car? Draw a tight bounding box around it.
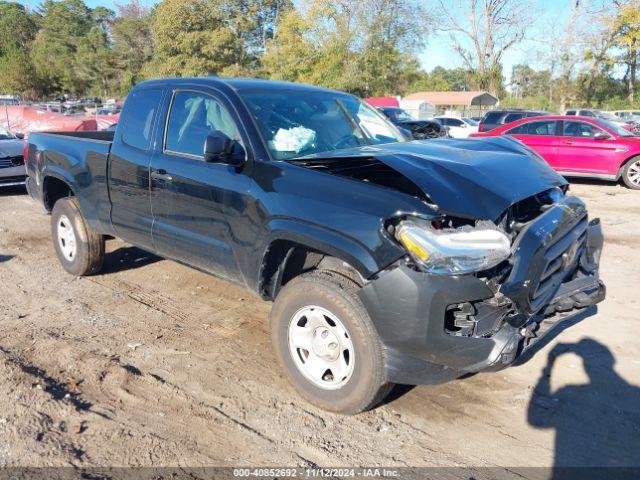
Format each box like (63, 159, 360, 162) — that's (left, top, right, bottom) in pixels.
(435, 116, 479, 138)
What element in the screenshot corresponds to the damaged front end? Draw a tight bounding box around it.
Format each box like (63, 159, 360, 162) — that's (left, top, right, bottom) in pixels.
(358, 189, 605, 385)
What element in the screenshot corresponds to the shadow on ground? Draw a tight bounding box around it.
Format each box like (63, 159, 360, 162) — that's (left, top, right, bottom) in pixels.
(101, 245, 162, 274)
(0, 185, 26, 197)
(528, 338, 640, 478)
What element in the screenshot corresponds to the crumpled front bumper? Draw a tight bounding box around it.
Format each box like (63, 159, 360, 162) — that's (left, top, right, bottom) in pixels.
(358, 199, 605, 385)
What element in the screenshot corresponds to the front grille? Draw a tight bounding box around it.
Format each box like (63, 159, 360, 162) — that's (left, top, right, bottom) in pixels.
(529, 215, 588, 308)
(0, 156, 23, 168)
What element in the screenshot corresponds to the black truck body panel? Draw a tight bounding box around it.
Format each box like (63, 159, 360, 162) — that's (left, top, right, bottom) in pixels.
(25, 77, 605, 384)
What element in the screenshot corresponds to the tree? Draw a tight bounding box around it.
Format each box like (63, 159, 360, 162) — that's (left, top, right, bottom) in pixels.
(0, 1, 37, 55)
(0, 2, 39, 97)
(30, 0, 115, 96)
(262, 0, 428, 96)
(110, 0, 154, 96)
(611, 1, 640, 101)
(142, 0, 240, 78)
(435, 0, 535, 95)
(223, 0, 293, 69)
(0, 47, 38, 97)
(260, 9, 317, 82)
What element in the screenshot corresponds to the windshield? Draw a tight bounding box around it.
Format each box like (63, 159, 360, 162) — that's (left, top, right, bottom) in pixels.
(381, 108, 413, 122)
(464, 118, 479, 126)
(0, 126, 15, 140)
(240, 90, 406, 160)
(595, 119, 635, 137)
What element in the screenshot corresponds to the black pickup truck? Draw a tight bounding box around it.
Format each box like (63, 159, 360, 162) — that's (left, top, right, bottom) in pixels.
(25, 77, 605, 414)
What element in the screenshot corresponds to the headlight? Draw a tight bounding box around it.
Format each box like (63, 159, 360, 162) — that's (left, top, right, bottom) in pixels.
(395, 219, 511, 275)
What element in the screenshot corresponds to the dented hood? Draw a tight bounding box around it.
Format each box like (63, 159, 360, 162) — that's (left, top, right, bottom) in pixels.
(299, 136, 567, 220)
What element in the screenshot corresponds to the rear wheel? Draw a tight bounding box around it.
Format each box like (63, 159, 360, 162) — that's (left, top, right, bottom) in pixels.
(270, 271, 392, 414)
(622, 158, 640, 190)
(51, 197, 104, 276)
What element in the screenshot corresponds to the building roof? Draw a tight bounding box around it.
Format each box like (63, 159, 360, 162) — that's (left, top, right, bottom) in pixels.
(403, 91, 499, 106)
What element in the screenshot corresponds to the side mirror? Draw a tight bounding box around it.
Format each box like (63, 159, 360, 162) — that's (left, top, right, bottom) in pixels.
(593, 131, 610, 140)
(15, 132, 25, 140)
(204, 131, 245, 166)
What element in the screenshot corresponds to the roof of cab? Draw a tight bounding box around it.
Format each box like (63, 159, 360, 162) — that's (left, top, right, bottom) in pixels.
(134, 77, 345, 95)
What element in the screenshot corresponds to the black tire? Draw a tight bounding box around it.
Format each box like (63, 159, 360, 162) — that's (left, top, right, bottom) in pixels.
(51, 197, 105, 276)
(621, 157, 640, 190)
(270, 270, 392, 414)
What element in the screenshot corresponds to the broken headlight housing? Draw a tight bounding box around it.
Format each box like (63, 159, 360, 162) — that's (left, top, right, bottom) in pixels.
(395, 219, 511, 275)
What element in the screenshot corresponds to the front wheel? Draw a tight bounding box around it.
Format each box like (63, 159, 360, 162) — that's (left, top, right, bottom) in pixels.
(51, 197, 105, 276)
(622, 158, 640, 190)
(270, 271, 392, 414)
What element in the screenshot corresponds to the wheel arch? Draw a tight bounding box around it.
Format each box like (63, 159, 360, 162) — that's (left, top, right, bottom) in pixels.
(617, 154, 640, 180)
(258, 230, 380, 301)
(42, 174, 75, 212)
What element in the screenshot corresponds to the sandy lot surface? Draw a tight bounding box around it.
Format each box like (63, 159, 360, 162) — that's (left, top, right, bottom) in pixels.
(0, 182, 638, 475)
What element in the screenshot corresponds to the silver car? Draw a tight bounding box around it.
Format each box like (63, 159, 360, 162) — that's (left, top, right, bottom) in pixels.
(0, 127, 26, 187)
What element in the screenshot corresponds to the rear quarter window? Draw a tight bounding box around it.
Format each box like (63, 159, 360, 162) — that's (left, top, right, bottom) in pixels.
(121, 89, 163, 151)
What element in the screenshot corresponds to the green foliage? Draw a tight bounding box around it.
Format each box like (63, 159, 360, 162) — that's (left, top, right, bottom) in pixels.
(261, 0, 428, 96)
(110, 0, 154, 96)
(0, 2, 37, 55)
(0, 46, 38, 96)
(1, 0, 637, 108)
(142, 0, 239, 78)
(28, 0, 114, 96)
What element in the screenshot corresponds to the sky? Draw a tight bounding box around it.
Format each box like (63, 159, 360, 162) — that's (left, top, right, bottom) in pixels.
(419, 0, 574, 85)
(20, 0, 575, 84)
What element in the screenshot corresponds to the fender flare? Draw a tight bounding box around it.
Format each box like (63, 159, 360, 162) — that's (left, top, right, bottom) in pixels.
(258, 218, 398, 294)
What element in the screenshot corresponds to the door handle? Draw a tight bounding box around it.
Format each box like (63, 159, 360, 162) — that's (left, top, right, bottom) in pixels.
(563, 140, 575, 145)
(151, 169, 172, 182)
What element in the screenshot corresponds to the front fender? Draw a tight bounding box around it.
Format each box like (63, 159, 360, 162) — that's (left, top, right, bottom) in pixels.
(263, 218, 400, 280)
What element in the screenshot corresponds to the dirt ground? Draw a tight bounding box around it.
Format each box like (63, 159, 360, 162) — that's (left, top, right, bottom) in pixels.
(0, 181, 638, 475)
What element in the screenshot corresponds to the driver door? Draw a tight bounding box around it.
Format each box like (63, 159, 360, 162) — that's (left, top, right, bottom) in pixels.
(150, 89, 251, 283)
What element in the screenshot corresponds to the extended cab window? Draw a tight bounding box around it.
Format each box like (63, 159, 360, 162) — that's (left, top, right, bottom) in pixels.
(165, 91, 240, 158)
(121, 89, 162, 150)
(508, 120, 557, 135)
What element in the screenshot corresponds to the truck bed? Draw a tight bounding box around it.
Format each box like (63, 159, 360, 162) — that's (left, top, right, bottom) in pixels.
(26, 130, 115, 235)
(36, 130, 115, 142)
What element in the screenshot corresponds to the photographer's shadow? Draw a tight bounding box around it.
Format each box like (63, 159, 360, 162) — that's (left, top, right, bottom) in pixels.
(528, 338, 640, 478)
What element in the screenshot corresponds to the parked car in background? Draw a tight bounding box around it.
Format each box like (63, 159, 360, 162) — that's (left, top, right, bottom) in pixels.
(25, 77, 605, 413)
(610, 110, 640, 121)
(0, 126, 26, 187)
(478, 109, 546, 132)
(435, 116, 479, 138)
(471, 115, 640, 189)
(0, 95, 20, 106)
(564, 108, 638, 133)
(378, 107, 447, 139)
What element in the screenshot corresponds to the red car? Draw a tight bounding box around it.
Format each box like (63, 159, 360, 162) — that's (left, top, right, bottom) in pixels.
(470, 115, 640, 189)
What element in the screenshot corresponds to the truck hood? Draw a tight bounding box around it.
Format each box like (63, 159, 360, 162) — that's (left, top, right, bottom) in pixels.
(0, 139, 25, 158)
(295, 136, 567, 220)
